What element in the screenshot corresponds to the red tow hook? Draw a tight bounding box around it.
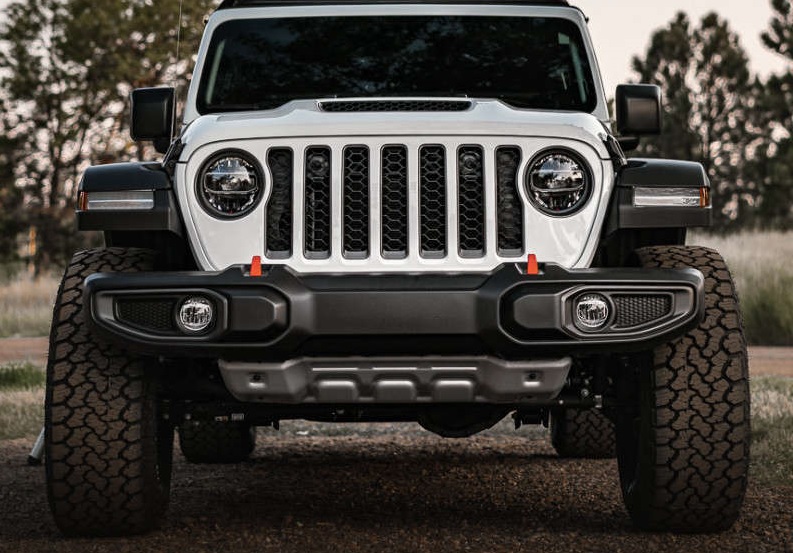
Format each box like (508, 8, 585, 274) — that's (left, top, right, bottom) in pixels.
(249, 255, 263, 277)
(526, 253, 539, 275)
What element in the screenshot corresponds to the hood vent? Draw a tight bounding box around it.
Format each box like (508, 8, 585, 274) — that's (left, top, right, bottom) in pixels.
(319, 99, 473, 113)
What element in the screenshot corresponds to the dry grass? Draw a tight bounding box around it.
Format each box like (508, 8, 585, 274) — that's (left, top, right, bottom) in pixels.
(750, 377, 793, 486)
(0, 273, 58, 338)
(0, 388, 44, 441)
(691, 231, 793, 346)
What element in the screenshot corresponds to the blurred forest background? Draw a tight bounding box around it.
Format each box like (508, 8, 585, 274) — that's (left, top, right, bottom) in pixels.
(0, 1, 792, 344)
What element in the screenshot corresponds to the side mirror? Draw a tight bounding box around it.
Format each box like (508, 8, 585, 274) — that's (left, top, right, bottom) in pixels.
(130, 87, 175, 154)
(616, 84, 662, 136)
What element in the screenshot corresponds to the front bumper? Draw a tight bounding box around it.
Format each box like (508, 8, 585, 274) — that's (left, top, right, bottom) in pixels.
(85, 262, 703, 360)
(86, 263, 703, 404)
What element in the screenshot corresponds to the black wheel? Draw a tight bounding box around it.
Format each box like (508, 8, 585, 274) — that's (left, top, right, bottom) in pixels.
(616, 246, 749, 533)
(45, 248, 173, 537)
(178, 420, 256, 464)
(550, 407, 616, 459)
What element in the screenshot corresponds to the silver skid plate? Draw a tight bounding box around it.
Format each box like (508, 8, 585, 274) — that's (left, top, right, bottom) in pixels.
(219, 356, 571, 404)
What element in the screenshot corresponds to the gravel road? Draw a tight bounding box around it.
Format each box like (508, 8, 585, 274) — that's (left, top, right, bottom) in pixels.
(1, 421, 791, 553)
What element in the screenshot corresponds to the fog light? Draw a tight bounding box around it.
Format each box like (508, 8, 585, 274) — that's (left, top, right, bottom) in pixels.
(177, 297, 214, 333)
(574, 293, 610, 331)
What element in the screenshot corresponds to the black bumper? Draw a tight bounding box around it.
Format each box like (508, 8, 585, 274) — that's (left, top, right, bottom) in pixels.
(84, 263, 704, 360)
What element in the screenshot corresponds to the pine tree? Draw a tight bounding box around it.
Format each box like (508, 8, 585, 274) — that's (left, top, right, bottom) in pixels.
(632, 12, 756, 230)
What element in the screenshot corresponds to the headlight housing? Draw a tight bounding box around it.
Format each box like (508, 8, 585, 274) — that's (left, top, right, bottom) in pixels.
(526, 150, 592, 216)
(198, 150, 263, 218)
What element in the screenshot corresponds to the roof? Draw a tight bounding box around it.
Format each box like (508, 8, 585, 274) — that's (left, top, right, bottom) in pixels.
(218, 0, 572, 9)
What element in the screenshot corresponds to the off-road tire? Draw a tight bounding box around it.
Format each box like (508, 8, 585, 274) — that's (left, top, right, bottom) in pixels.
(616, 245, 749, 533)
(550, 407, 616, 459)
(178, 421, 256, 464)
(45, 248, 173, 537)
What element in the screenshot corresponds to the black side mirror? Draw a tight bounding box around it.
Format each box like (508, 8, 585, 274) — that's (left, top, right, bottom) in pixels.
(130, 87, 175, 154)
(616, 84, 662, 136)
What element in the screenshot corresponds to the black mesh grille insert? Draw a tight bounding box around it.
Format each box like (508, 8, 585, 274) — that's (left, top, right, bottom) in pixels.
(457, 146, 486, 257)
(343, 146, 370, 258)
(419, 146, 447, 257)
(381, 145, 409, 258)
(320, 100, 472, 112)
(304, 147, 332, 258)
(116, 298, 176, 333)
(613, 295, 673, 328)
(266, 148, 293, 257)
(496, 147, 523, 256)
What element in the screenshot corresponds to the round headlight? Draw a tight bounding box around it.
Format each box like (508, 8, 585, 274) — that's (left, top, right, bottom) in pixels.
(198, 151, 263, 217)
(527, 150, 591, 216)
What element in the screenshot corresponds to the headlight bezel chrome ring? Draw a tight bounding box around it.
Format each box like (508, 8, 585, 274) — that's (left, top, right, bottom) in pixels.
(196, 149, 265, 219)
(525, 147, 594, 217)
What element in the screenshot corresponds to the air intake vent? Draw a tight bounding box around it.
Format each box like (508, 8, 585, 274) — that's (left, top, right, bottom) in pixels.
(116, 298, 176, 333)
(381, 145, 409, 258)
(496, 147, 523, 256)
(419, 145, 447, 257)
(319, 99, 472, 112)
(304, 147, 332, 258)
(343, 146, 370, 258)
(266, 148, 293, 257)
(613, 295, 673, 328)
(457, 146, 486, 257)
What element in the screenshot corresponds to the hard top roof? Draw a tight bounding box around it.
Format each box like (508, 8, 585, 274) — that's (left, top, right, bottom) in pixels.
(218, 0, 572, 9)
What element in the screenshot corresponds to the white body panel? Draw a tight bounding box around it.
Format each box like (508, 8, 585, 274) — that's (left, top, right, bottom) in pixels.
(176, 4, 615, 273)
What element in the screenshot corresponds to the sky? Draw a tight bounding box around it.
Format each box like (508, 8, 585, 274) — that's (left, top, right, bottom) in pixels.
(0, 0, 788, 91)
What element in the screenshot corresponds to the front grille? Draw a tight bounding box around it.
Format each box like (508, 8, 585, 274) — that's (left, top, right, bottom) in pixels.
(304, 147, 332, 258)
(381, 145, 409, 258)
(319, 100, 472, 112)
(116, 298, 176, 333)
(258, 140, 529, 269)
(496, 147, 524, 256)
(343, 146, 370, 258)
(457, 146, 486, 257)
(613, 295, 673, 328)
(266, 148, 293, 257)
(419, 146, 447, 257)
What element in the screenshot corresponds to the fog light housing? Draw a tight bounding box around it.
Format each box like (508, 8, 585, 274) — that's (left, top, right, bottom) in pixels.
(574, 293, 610, 331)
(177, 297, 214, 333)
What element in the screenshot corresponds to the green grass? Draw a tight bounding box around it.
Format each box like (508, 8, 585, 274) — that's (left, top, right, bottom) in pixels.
(0, 362, 46, 390)
(0, 273, 58, 338)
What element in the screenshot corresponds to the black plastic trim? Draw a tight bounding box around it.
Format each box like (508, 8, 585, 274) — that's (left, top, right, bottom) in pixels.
(83, 264, 704, 361)
(612, 158, 712, 229)
(79, 162, 171, 192)
(77, 189, 183, 235)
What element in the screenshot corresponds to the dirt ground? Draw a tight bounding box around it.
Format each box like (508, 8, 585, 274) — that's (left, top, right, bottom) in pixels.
(0, 428, 791, 553)
(0, 338, 791, 552)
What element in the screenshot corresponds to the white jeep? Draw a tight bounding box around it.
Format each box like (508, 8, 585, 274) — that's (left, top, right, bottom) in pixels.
(45, 0, 749, 537)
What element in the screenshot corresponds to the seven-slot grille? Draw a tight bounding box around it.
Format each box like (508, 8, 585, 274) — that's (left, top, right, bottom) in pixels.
(262, 142, 526, 264)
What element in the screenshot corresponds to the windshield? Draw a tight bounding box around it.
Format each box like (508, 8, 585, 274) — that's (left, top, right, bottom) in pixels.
(197, 15, 597, 114)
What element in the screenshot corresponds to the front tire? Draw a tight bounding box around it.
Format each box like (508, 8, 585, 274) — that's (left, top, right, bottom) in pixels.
(616, 246, 750, 533)
(45, 248, 173, 537)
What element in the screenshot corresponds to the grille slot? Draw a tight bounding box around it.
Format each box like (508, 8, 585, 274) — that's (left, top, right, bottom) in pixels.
(343, 146, 370, 258)
(116, 298, 176, 333)
(265, 148, 293, 257)
(496, 147, 523, 256)
(304, 147, 332, 258)
(457, 146, 486, 257)
(613, 295, 673, 328)
(419, 145, 447, 257)
(319, 100, 472, 112)
(381, 145, 409, 258)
